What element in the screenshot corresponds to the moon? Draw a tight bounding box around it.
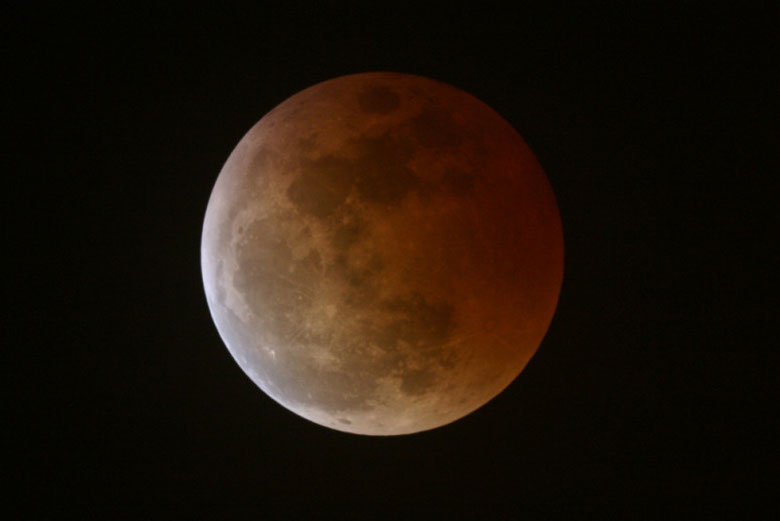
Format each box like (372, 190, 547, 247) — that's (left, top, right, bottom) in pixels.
(201, 72, 563, 435)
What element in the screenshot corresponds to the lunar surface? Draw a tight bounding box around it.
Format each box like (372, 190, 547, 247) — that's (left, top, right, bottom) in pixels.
(201, 72, 563, 435)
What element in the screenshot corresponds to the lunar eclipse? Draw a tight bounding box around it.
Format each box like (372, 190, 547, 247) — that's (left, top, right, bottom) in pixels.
(201, 72, 564, 434)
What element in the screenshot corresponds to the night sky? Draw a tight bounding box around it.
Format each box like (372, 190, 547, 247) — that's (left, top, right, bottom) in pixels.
(10, 5, 773, 518)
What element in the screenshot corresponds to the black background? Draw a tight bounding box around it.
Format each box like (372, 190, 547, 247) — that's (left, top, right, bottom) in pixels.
(10, 4, 774, 518)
